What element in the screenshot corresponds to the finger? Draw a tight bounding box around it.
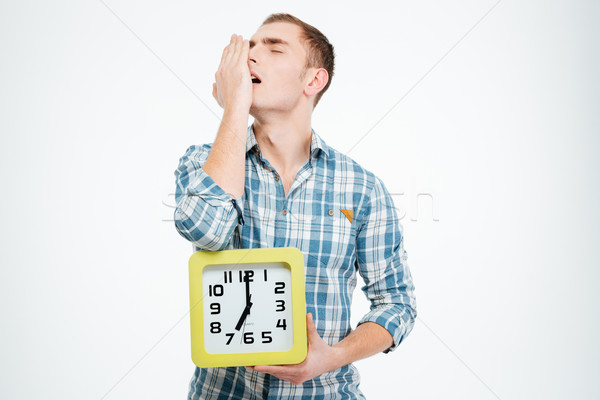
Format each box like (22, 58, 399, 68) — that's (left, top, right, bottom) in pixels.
(243, 38, 250, 57)
(306, 313, 319, 342)
(233, 35, 244, 63)
(236, 38, 248, 64)
(220, 33, 236, 68)
(237, 44, 250, 77)
(219, 34, 234, 66)
(228, 34, 240, 61)
(252, 365, 291, 375)
(241, 39, 251, 69)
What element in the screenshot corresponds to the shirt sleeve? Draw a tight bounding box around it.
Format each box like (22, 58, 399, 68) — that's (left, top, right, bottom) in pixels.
(173, 144, 240, 251)
(355, 175, 417, 353)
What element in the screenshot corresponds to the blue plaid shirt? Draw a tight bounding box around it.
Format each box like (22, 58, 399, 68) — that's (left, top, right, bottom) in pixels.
(174, 124, 417, 399)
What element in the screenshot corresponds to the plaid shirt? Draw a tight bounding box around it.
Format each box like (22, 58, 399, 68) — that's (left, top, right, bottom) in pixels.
(174, 124, 417, 399)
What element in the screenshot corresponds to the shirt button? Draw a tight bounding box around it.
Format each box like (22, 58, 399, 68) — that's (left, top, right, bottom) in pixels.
(282, 209, 287, 215)
(328, 209, 334, 216)
(274, 175, 279, 181)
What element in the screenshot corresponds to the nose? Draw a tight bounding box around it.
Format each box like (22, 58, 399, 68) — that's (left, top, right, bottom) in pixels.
(248, 44, 258, 64)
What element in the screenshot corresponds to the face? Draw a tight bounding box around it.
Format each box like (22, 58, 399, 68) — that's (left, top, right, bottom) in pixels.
(248, 22, 313, 116)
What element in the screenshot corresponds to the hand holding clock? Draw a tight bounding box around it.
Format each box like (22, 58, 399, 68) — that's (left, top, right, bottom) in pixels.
(247, 313, 341, 385)
(247, 313, 394, 386)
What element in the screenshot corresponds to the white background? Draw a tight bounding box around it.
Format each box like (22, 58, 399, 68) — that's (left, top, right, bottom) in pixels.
(1, 1, 598, 399)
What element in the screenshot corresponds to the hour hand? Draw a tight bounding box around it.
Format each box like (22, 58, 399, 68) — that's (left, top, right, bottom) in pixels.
(235, 295, 253, 331)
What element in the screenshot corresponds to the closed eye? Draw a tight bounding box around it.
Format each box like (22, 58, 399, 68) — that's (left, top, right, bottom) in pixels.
(272, 50, 283, 53)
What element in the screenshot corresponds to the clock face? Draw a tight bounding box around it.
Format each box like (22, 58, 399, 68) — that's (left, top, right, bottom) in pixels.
(202, 262, 294, 354)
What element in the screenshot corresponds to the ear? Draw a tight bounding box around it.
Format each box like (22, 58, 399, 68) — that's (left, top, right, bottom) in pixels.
(303, 68, 329, 98)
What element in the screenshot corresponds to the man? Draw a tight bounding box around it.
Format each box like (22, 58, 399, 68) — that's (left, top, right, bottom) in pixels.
(174, 13, 417, 399)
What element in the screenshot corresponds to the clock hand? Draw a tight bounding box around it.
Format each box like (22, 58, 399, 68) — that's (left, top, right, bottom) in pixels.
(235, 295, 253, 331)
(245, 275, 251, 307)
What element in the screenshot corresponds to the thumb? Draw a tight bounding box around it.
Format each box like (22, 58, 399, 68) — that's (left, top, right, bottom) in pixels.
(306, 312, 319, 343)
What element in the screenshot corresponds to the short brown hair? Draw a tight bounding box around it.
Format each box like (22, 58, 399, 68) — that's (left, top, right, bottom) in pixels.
(261, 13, 335, 108)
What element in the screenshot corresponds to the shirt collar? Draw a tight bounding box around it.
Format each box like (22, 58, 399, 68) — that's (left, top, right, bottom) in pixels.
(245, 124, 331, 161)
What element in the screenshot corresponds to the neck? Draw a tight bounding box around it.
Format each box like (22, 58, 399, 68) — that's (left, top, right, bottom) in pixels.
(251, 109, 312, 175)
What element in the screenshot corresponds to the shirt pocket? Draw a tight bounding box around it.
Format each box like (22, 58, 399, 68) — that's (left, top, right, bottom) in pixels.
(324, 193, 356, 262)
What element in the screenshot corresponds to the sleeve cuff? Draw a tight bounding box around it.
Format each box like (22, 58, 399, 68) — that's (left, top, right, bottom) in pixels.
(357, 305, 409, 354)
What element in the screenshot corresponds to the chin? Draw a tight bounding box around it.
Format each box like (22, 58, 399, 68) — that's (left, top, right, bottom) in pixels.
(249, 104, 258, 116)
(249, 100, 269, 115)
(249, 105, 263, 120)
(249, 98, 295, 118)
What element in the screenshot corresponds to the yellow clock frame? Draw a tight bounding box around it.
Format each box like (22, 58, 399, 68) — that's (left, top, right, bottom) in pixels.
(189, 247, 307, 368)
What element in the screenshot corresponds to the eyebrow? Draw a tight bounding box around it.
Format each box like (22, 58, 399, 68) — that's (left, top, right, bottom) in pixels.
(248, 37, 290, 48)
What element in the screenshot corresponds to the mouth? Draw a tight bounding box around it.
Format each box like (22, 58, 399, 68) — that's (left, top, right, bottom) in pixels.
(250, 72, 262, 85)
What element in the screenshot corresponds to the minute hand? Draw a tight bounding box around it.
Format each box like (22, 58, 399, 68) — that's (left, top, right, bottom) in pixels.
(245, 277, 251, 307)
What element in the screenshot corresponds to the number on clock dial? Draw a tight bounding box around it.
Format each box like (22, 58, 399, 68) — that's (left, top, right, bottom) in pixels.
(238, 270, 254, 282)
(210, 322, 221, 333)
(221, 331, 274, 344)
(274, 281, 287, 331)
(208, 284, 224, 297)
(225, 332, 234, 345)
(276, 318, 287, 330)
(275, 300, 285, 312)
(210, 303, 220, 314)
(274, 281, 285, 294)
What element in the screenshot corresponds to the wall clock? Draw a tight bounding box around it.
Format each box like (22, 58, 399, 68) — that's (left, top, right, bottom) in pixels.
(188, 247, 307, 368)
